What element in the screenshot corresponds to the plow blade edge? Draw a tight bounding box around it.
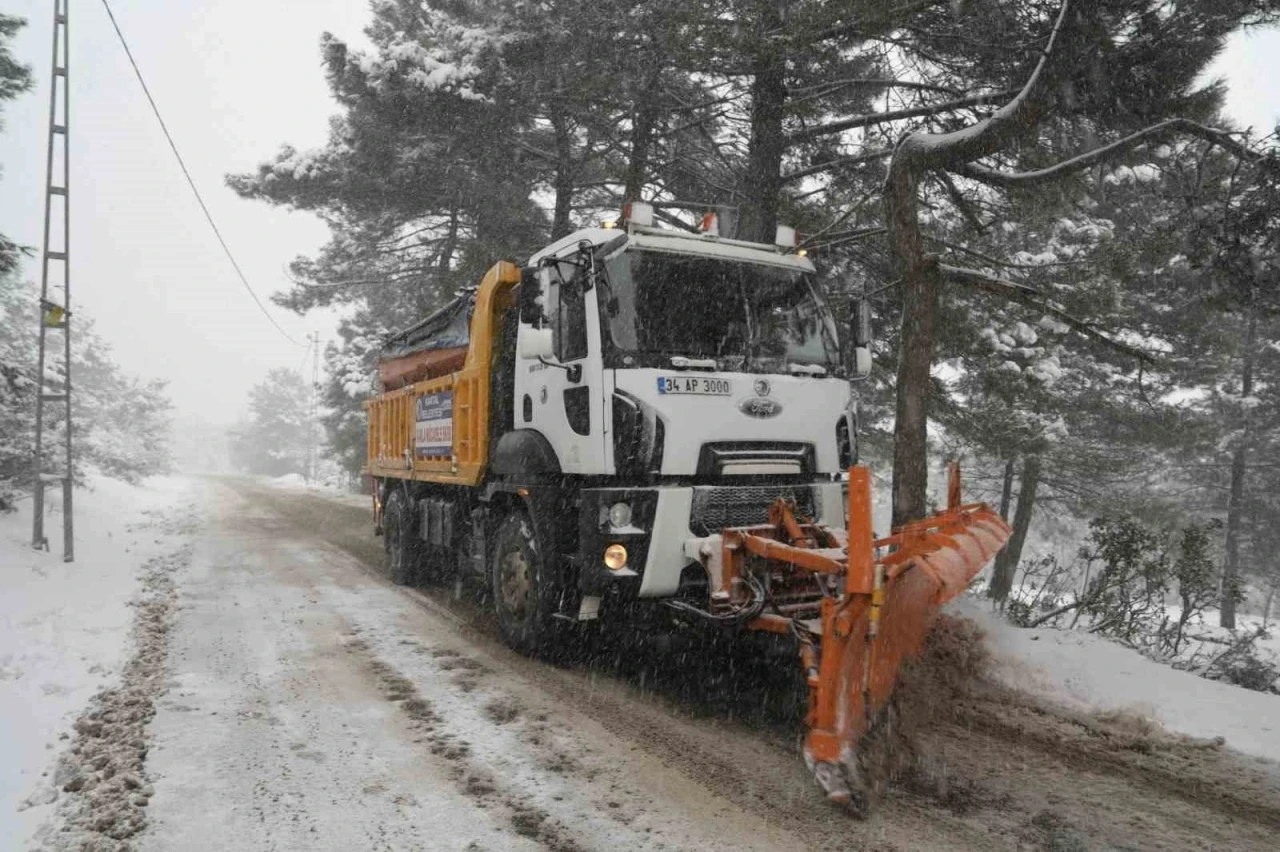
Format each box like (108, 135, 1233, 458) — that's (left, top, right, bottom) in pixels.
(726, 464, 1010, 811)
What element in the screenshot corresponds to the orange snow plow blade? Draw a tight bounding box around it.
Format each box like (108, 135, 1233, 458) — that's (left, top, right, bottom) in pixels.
(715, 463, 1009, 811)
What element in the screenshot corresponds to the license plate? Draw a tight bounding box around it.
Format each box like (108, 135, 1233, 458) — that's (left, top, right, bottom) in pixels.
(657, 376, 732, 395)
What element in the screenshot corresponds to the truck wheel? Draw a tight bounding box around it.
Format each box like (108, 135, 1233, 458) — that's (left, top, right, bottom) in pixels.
(382, 489, 419, 586)
(491, 511, 561, 654)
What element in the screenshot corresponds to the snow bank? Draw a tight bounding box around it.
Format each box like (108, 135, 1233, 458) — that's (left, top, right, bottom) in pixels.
(0, 474, 194, 846)
(950, 597, 1280, 763)
(261, 473, 368, 510)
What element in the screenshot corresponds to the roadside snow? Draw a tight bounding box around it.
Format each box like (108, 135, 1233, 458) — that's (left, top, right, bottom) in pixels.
(270, 472, 308, 488)
(0, 474, 194, 847)
(951, 597, 1280, 763)
(262, 473, 369, 508)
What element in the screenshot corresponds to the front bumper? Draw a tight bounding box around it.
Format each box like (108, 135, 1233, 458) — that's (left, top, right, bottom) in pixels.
(576, 482, 845, 599)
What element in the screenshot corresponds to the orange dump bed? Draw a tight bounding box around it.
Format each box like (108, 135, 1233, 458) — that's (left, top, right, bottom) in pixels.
(365, 262, 521, 487)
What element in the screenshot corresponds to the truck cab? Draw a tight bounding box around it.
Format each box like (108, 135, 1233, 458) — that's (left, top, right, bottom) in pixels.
(494, 210, 865, 607)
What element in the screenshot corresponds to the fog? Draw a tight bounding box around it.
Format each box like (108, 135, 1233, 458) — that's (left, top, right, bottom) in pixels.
(0, 0, 1277, 430)
(0, 0, 370, 428)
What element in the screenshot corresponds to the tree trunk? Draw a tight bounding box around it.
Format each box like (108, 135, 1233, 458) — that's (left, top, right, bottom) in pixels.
(1263, 580, 1276, 630)
(623, 72, 662, 203)
(885, 160, 941, 527)
(738, 8, 786, 243)
(437, 205, 459, 275)
(1221, 306, 1257, 629)
(999, 456, 1016, 520)
(550, 112, 575, 241)
(988, 456, 1041, 603)
(880, 0, 1076, 526)
(988, 456, 1018, 601)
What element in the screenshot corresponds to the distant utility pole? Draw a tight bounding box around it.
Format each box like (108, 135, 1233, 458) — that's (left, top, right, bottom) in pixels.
(306, 332, 320, 483)
(31, 0, 74, 562)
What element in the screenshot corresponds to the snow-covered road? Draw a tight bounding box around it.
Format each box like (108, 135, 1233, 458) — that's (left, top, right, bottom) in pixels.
(14, 476, 1280, 851)
(138, 481, 799, 852)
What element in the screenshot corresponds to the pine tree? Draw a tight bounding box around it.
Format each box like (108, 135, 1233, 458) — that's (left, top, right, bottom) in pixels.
(1168, 150, 1280, 626)
(0, 13, 34, 273)
(0, 268, 37, 507)
(231, 0, 1280, 541)
(228, 368, 312, 477)
(0, 271, 174, 508)
(876, 0, 1276, 524)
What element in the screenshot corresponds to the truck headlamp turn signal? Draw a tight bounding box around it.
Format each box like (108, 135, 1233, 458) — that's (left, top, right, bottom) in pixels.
(603, 544, 628, 571)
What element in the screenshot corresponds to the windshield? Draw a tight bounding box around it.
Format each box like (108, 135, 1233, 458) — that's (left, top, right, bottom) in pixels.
(600, 249, 842, 374)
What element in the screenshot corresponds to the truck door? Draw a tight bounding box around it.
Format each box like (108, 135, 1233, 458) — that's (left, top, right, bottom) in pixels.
(515, 261, 606, 474)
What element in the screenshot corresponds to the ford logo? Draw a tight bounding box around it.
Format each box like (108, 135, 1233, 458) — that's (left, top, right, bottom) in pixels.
(739, 397, 783, 419)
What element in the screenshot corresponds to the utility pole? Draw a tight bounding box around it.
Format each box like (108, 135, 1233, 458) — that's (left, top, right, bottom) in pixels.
(32, 0, 74, 561)
(306, 332, 320, 483)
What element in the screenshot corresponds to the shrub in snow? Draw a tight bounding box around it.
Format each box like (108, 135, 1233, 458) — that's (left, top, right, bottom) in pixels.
(1006, 515, 1276, 694)
(1202, 631, 1279, 694)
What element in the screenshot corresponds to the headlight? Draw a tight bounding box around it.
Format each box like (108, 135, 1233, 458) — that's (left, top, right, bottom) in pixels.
(608, 502, 632, 529)
(603, 544, 628, 571)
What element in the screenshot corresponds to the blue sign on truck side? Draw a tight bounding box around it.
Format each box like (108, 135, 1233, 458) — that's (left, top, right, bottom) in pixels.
(415, 391, 453, 459)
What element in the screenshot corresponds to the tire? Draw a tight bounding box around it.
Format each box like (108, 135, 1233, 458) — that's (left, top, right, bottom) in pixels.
(382, 488, 420, 586)
(490, 510, 562, 654)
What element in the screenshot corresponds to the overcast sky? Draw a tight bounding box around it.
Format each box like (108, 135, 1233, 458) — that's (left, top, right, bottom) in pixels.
(1, 2, 1278, 426)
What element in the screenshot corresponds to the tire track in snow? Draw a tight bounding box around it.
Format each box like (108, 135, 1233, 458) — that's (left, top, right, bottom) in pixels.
(328, 598, 796, 852)
(339, 629, 592, 852)
(235, 476, 1280, 850)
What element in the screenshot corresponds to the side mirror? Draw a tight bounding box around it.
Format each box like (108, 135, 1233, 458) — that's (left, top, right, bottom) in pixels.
(519, 326, 555, 361)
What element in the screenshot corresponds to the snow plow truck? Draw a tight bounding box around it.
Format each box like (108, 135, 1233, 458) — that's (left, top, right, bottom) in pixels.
(364, 202, 1011, 811)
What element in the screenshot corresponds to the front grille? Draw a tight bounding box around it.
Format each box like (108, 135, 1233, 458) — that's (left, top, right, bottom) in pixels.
(689, 484, 816, 536)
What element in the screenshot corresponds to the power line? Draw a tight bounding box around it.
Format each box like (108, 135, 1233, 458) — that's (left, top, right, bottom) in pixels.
(97, 0, 304, 347)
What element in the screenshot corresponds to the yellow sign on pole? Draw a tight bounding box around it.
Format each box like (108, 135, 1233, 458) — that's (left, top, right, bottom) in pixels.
(42, 303, 66, 327)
